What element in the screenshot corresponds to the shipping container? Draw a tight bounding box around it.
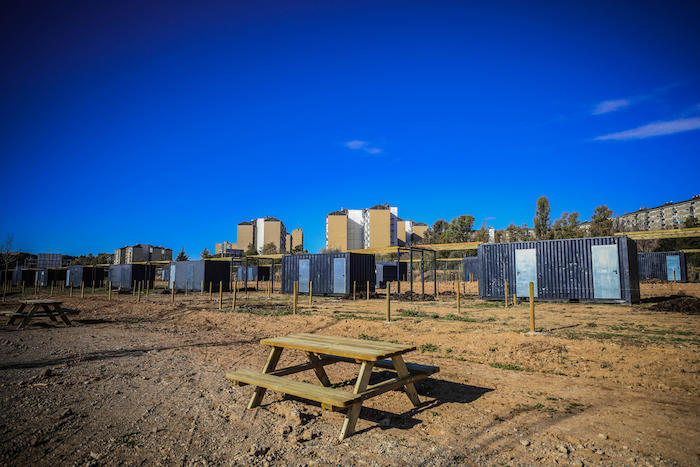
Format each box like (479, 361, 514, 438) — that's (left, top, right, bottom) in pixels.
(478, 236, 640, 304)
(160, 267, 170, 282)
(12, 267, 36, 286)
(169, 260, 230, 292)
(108, 264, 156, 291)
(236, 266, 271, 282)
(38, 253, 63, 269)
(281, 253, 375, 296)
(376, 262, 408, 288)
(637, 251, 687, 282)
(35, 268, 66, 287)
(462, 257, 479, 282)
(66, 266, 106, 288)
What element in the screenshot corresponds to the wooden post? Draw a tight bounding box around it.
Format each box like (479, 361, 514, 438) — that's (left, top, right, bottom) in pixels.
(513, 293, 517, 306)
(201, 280, 204, 296)
(366, 281, 370, 302)
(386, 281, 391, 322)
(674, 270, 677, 283)
(456, 279, 460, 313)
(81, 281, 85, 298)
(209, 281, 213, 301)
(108, 281, 112, 301)
(91, 281, 95, 295)
(218, 281, 223, 310)
(171, 280, 175, 303)
(132, 280, 136, 295)
(529, 281, 535, 333)
(504, 280, 508, 308)
(34, 281, 38, 298)
(309, 281, 313, 306)
(50, 281, 54, 297)
(232, 284, 237, 310)
(22, 281, 25, 295)
(145, 280, 149, 296)
(69, 284, 72, 297)
(185, 279, 188, 296)
(137, 281, 141, 303)
(353, 281, 356, 301)
(293, 281, 298, 315)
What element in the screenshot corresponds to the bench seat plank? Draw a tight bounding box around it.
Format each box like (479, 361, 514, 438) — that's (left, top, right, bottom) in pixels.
(227, 369, 361, 408)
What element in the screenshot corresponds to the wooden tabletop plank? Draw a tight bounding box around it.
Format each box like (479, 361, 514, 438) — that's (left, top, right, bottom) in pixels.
(260, 334, 415, 361)
(19, 299, 62, 305)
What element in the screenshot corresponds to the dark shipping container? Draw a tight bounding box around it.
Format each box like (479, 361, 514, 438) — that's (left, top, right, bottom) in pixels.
(35, 268, 66, 287)
(478, 236, 640, 304)
(237, 266, 271, 282)
(108, 264, 156, 291)
(637, 251, 687, 282)
(66, 266, 106, 288)
(170, 260, 230, 292)
(12, 267, 36, 286)
(282, 253, 375, 296)
(376, 262, 408, 288)
(462, 257, 479, 282)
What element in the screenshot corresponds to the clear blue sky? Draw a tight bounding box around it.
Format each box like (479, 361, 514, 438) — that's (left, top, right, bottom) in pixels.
(1, 1, 699, 256)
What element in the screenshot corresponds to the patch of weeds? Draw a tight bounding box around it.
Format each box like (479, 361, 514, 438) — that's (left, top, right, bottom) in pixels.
(489, 362, 524, 371)
(600, 362, 611, 369)
(358, 333, 379, 341)
(511, 403, 543, 414)
(444, 314, 478, 322)
(488, 346, 497, 352)
(484, 317, 496, 322)
(445, 348, 452, 354)
(420, 343, 439, 353)
(546, 396, 559, 401)
(587, 322, 598, 327)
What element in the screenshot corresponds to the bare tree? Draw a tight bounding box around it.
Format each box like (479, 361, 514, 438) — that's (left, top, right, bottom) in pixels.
(1, 234, 12, 302)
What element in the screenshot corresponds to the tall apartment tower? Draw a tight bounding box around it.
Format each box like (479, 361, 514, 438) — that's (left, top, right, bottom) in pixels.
(326, 204, 422, 250)
(113, 244, 172, 264)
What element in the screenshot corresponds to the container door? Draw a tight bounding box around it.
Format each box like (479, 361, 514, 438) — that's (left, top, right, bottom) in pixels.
(515, 249, 537, 297)
(666, 255, 681, 281)
(187, 264, 194, 291)
(170, 264, 176, 289)
(592, 245, 621, 299)
(298, 259, 310, 293)
(333, 258, 346, 294)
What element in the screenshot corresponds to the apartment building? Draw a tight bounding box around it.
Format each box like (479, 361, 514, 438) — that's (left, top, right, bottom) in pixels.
(616, 195, 699, 231)
(217, 217, 301, 254)
(326, 204, 425, 250)
(113, 244, 172, 264)
(285, 228, 304, 252)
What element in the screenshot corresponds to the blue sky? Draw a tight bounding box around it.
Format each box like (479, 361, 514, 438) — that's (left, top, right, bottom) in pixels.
(1, 0, 699, 255)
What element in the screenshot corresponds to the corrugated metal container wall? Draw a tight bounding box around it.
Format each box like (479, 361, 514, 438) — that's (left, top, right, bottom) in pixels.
(376, 262, 408, 288)
(38, 253, 62, 269)
(236, 266, 271, 282)
(478, 236, 640, 304)
(462, 257, 480, 281)
(36, 268, 67, 286)
(281, 253, 375, 296)
(169, 260, 230, 291)
(12, 267, 36, 286)
(637, 252, 687, 282)
(66, 266, 105, 287)
(108, 264, 154, 291)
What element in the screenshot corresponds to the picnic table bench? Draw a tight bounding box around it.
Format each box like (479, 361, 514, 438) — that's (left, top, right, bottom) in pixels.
(2, 300, 71, 330)
(226, 333, 439, 439)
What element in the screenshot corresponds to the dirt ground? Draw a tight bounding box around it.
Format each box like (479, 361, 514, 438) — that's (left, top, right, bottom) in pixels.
(1, 282, 699, 466)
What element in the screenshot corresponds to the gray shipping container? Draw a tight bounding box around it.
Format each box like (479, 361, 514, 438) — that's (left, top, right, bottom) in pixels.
(66, 266, 105, 288)
(170, 260, 230, 292)
(462, 257, 479, 282)
(237, 266, 271, 282)
(35, 268, 66, 287)
(109, 264, 155, 291)
(376, 262, 408, 288)
(38, 253, 62, 269)
(637, 251, 687, 282)
(282, 253, 375, 296)
(478, 236, 640, 304)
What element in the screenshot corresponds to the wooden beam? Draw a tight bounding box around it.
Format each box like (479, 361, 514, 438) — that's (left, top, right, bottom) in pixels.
(615, 227, 700, 240)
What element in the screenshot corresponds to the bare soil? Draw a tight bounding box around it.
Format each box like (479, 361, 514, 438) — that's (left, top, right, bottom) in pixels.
(1, 283, 699, 466)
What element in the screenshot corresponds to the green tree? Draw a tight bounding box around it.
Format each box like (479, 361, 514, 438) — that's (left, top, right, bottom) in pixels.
(292, 245, 304, 254)
(589, 205, 614, 237)
(552, 212, 581, 239)
(684, 215, 698, 228)
(472, 227, 488, 243)
(425, 219, 449, 244)
(447, 215, 475, 242)
(534, 196, 551, 240)
(176, 246, 188, 261)
(245, 243, 258, 256)
(201, 247, 212, 259)
(261, 243, 278, 254)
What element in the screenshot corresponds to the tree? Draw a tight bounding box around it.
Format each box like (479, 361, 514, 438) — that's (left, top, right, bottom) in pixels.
(425, 219, 449, 244)
(684, 216, 698, 228)
(447, 215, 475, 243)
(201, 247, 212, 259)
(589, 205, 614, 237)
(552, 212, 581, 239)
(472, 227, 488, 243)
(261, 243, 278, 254)
(176, 246, 188, 261)
(244, 243, 258, 256)
(292, 245, 304, 253)
(534, 196, 551, 240)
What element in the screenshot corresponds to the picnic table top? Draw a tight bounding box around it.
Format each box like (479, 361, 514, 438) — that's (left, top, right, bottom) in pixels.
(19, 299, 63, 305)
(260, 333, 416, 361)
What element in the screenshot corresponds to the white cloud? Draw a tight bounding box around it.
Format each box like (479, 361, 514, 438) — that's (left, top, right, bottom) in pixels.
(594, 117, 700, 141)
(344, 140, 382, 154)
(592, 99, 631, 115)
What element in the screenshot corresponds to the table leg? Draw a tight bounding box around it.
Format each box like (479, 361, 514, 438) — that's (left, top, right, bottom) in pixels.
(339, 361, 374, 440)
(18, 305, 37, 330)
(248, 346, 283, 409)
(391, 355, 421, 407)
(51, 304, 72, 326)
(41, 304, 59, 322)
(8, 303, 26, 326)
(306, 352, 331, 387)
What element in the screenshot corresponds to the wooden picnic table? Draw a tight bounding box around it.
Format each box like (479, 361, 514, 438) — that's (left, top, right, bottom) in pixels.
(2, 299, 71, 330)
(226, 333, 439, 439)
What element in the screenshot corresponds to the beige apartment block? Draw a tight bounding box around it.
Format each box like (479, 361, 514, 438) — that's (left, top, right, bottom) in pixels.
(397, 219, 407, 245)
(237, 222, 255, 251)
(113, 244, 172, 264)
(326, 211, 349, 251)
(368, 205, 392, 248)
(617, 195, 698, 231)
(412, 223, 428, 243)
(291, 228, 304, 251)
(260, 217, 286, 253)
